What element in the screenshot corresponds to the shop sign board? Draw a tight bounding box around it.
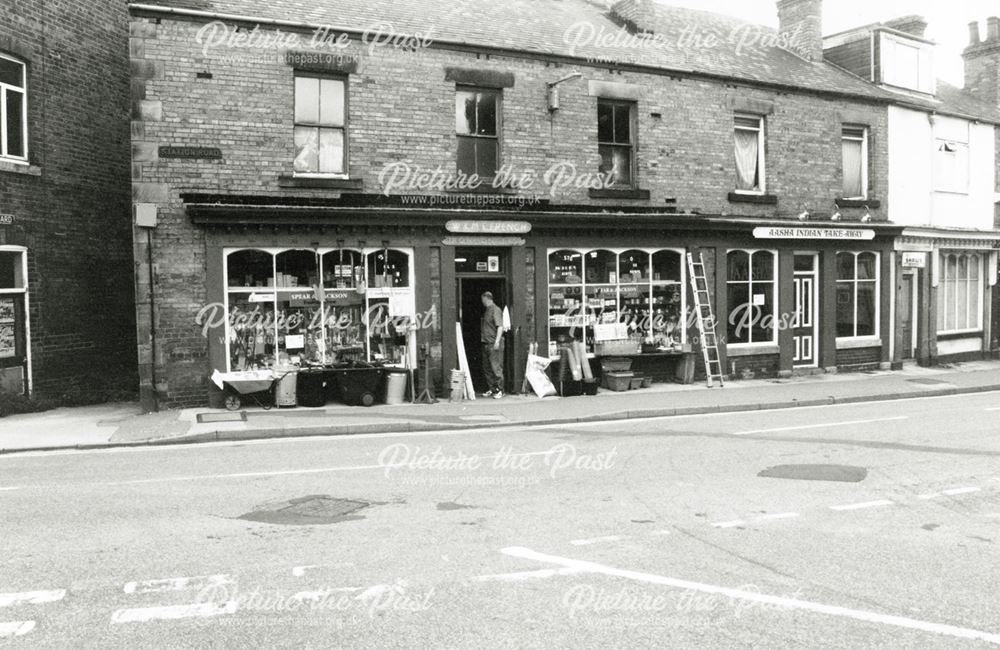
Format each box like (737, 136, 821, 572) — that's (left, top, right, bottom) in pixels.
(442, 236, 525, 247)
(901, 252, 927, 268)
(0, 214, 13, 226)
(753, 227, 876, 240)
(445, 220, 531, 235)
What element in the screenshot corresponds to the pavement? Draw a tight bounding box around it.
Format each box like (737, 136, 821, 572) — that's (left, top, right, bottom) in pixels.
(2, 390, 1000, 647)
(3, 360, 1000, 454)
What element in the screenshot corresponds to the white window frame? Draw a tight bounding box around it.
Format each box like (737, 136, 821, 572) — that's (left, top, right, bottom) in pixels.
(725, 249, 778, 348)
(0, 245, 31, 395)
(546, 247, 688, 356)
(222, 246, 415, 372)
(936, 252, 983, 335)
(933, 138, 970, 195)
(292, 72, 348, 178)
(0, 53, 28, 164)
(734, 113, 766, 195)
(835, 251, 881, 341)
(841, 125, 869, 200)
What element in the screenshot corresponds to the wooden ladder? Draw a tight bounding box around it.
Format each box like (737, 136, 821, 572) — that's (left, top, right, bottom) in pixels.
(686, 252, 725, 388)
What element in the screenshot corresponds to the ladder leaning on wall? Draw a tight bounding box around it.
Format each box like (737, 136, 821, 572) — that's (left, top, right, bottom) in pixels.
(686, 252, 725, 388)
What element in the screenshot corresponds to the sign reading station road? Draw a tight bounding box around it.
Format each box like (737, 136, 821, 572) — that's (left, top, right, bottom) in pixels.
(753, 227, 876, 240)
(445, 220, 532, 235)
(158, 146, 223, 160)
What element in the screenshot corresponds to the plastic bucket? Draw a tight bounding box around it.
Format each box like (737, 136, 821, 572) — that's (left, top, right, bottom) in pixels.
(384, 371, 408, 405)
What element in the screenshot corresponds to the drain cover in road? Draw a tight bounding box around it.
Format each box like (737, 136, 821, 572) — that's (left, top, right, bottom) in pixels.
(757, 464, 867, 482)
(238, 495, 370, 525)
(196, 412, 247, 423)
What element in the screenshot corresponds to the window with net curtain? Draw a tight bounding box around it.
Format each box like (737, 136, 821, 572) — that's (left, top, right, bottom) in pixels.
(841, 126, 867, 199)
(598, 99, 635, 188)
(836, 252, 878, 338)
(734, 114, 763, 193)
(293, 74, 346, 174)
(937, 252, 981, 333)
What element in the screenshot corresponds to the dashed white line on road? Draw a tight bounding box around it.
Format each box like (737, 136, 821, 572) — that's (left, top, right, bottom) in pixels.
(942, 486, 981, 496)
(650, 530, 671, 536)
(502, 547, 1000, 645)
(711, 520, 746, 529)
(0, 590, 65, 608)
(756, 512, 800, 521)
(918, 493, 941, 500)
(292, 588, 362, 601)
(829, 500, 895, 512)
(733, 416, 907, 436)
(570, 535, 625, 546)
(123, 575, 231, 595)
(0, 487, 18, 491)
(0, 621, 35, 638)
(474, 568, 584, 582)
(110, 601, 238, 624)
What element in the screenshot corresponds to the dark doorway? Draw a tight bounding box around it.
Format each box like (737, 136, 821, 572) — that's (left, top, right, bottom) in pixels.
(458, 277, 507, 395)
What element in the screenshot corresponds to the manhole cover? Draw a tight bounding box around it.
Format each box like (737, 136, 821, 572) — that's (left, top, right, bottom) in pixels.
(238, 495, 370, 525)
(757, 464, 867, 482)
(906, 378, 949, 385)
(197, 412, 247, 423)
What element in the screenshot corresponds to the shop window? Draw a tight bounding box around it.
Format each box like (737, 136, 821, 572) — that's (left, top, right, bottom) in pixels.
(836, 252, 879, 338)
(366, 249, 410, 288)
(841, 126, 868, 200)
(0, 249, 27, 383)
(321, 249, 364, 288)
(293, 74, 346, 175)
(275, 249, 318, 289)
(726, 250, 776, 345)
(0, 54, 26, 161)
(227, 294, 276, 371)
(597, 99, 635, 187)
(456, 87, 500, 179)
(548, 248, 685, 355)
(937, 252, 982, 333)
(0, 250, 25, 289)
(734, 114, 765, 194)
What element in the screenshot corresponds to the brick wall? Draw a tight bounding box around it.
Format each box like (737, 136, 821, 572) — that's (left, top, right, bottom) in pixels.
(130, 12, 891, 405)
(0, 0, 136, 399)
(835, 346, 881, 370)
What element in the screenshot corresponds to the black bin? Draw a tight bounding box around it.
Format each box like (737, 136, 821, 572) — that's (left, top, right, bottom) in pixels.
(297, 369, 327, 407)
(329, 365, 385, 406)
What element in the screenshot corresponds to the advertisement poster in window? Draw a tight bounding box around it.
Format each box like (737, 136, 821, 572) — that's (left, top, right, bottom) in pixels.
(0, 296, 14, 358)
(0, 297, 13, 322)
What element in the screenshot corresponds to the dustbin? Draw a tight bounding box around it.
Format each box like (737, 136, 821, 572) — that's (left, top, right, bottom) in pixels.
(384, 370, 408, 405)
(329, 364, 384, 406)
(297, 369, 326, 407)
(274, 367, 298, 407)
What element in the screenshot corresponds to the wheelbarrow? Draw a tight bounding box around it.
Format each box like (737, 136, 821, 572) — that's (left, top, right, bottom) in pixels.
(221, 370, 296, 411)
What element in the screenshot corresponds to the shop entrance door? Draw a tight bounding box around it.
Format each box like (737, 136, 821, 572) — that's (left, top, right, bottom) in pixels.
(899, 271, 917, 360)
(458, 277, 507, 395)
(792, 253, 818, 368)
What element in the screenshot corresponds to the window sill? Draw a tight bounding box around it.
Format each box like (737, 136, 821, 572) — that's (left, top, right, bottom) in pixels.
(835, 198, 880, 209)
(0, 159, 40, 177)
(278, 175, 362, 190)
(835, 337, 882, 350)
(936, 330, 982, 341)
(726, 344, 779, 357)
(933, 189, 970, 196)
(444, 184, 518, 195)
(728, 192, 777, 205)
(588, 188, 651, 200)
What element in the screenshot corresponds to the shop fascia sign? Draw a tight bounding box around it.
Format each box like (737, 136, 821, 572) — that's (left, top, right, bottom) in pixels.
(445, 220, 531, 235)
(901, 252, 927, 268)
(753, 227, 876, 240)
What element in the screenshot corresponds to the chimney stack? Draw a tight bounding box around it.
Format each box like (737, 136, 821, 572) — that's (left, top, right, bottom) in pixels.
(609, 0, 655, 32)
(884, 15, 928, 39)
(776, 0, 823, 62)
(963, 17, 1000, 106)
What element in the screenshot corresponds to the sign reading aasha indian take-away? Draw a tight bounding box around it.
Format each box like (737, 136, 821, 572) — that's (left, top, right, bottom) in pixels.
(753, 227, 876, 240)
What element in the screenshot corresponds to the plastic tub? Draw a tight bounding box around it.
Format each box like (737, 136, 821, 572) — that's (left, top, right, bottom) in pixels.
(582, 378, 599, 396)
(629, 377, 643, 390)
(605, 371, 633, 392)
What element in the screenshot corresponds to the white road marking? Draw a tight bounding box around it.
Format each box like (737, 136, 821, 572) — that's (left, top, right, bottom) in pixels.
(0, 590, 65, 608)
(733, 416, 907, 436)
(756, 512, 800, 521)
(292, 588, 361, 601)
(918, 493, 941, 500)
(829, 499, 895, 512)
(501, 547, 1000, 645)
(474, 568, 584, 582)
(711, 520, 746, 529)
(111, 601, 238, 624)
(0, 487, 18, 491)
(650, 530, 671, 536)
(292, 565, 318, 577)
(0, 621, 35, 638)
(123, 575, 231, 594)
(942, 487, 981, 496)
(570, 535, 625, 546)
(984, 407, 1000, 411)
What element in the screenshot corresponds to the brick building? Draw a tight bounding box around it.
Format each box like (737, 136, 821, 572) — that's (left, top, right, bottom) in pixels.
(129, 0, 922, 409)
(0, 0, 136, 398)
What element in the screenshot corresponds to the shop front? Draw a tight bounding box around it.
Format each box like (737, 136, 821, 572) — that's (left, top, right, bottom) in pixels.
(892, 230, 1000, 366)
(0, 246, 29, 395)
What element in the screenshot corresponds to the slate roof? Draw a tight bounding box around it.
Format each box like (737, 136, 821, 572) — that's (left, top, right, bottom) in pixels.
(133, 0, 1000, 121)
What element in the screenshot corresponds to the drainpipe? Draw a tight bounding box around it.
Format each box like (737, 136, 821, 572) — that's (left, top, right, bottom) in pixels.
(135, 204, 159, 412)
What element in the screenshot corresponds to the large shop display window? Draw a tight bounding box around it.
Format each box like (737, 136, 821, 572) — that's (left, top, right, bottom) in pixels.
(225, 247, 415, 371)
(548, 248, 686, 354)
(0, 248, 28, 394)
(937, 252, 982, 334)
(726, 250, 777, 345)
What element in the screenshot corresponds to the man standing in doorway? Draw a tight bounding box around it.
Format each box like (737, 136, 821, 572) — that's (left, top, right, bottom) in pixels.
(481, 291, 505, 399)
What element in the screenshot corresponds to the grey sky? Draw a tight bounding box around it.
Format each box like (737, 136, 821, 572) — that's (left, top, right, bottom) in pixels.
(659, 0, 1000, 86)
